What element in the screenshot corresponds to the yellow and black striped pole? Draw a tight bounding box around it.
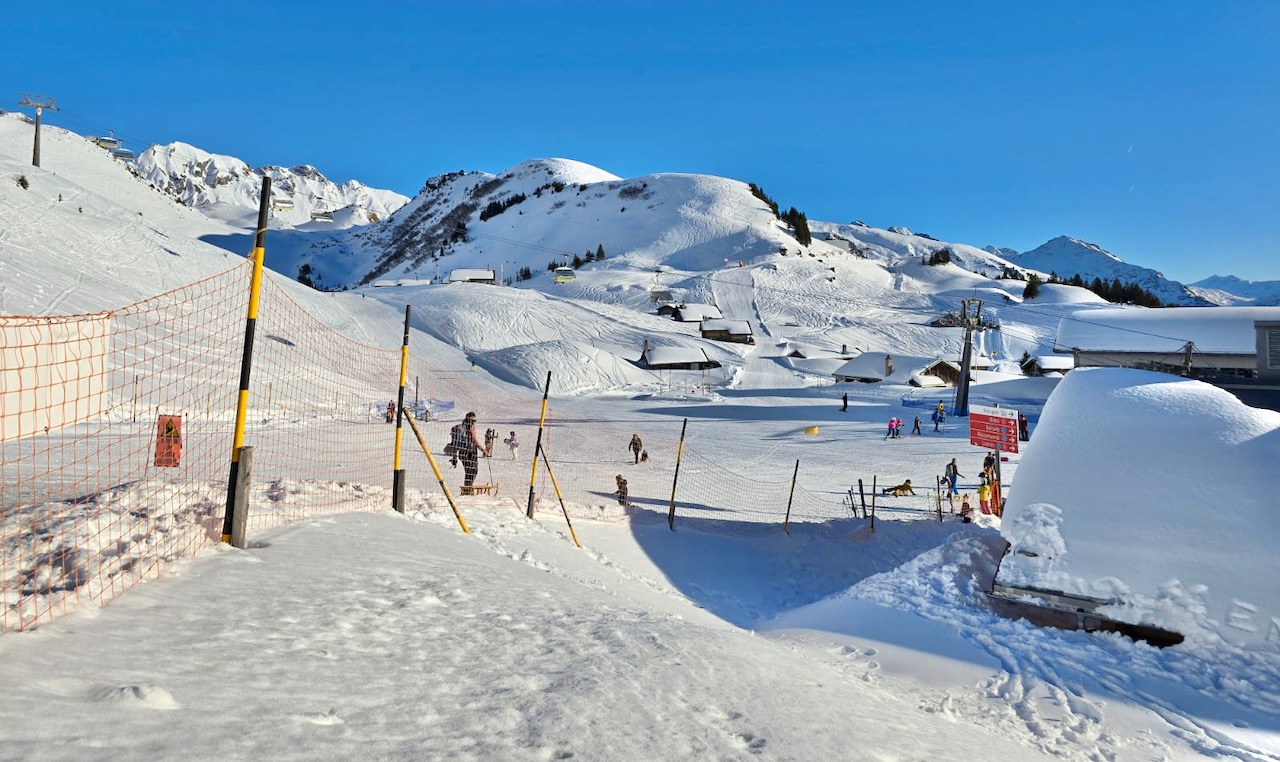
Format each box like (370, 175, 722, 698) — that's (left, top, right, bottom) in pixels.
(667, 418, 688, 531)
(221, 177, 271, 543)
(392, 305, 410, 513)
(403, 408, 469, 534)
(525, 371, 552, 519)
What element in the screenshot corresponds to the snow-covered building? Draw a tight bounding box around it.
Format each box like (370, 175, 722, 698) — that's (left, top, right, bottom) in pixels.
(640, 344, 721, 371)
(833, 353, 893, 383)
(1021, 355, 1075, 377)
(448, 269, 497, 285)
(671, 303, 722, 323)
(1054, 306, 1280, 379)
(992, 367, 1280, 648)
(699, 319, 753, 344)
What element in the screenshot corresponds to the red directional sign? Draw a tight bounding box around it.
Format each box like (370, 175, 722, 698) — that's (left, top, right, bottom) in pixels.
(969, 404, 1018, 454)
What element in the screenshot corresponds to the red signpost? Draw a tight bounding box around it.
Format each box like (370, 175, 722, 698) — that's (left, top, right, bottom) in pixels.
(969, 404, 1016, 516)
(969, 404, 1018, 454)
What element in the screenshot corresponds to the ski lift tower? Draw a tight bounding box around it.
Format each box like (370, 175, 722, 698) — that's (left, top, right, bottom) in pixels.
(18, 93, 59, 168)
(952, 297, 983, 416)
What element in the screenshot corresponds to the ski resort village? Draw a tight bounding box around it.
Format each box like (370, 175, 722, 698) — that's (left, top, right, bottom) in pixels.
(2, 98, 1279, 762)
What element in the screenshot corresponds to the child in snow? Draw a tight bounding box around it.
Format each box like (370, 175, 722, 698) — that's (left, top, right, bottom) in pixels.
(881, 479, 915, 496)
(503, 431, 519, 460)
(615, 474, 629, 506)
(959, 494, 974, 523)
(977, 476, 992, 515)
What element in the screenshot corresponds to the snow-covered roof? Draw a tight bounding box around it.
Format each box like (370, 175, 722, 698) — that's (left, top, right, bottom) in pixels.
(448, 269, 496, 282)
(674, 303, 722, 321)
(1055, 306, 1280, 354)
(700, 319, 752, 335)
(997, 367, 1280, 647)
(908, 371, 947, 388)
(643, 346, 716, 367)
(1026, 355, 1075, 370)
(833, 353, 891, 380)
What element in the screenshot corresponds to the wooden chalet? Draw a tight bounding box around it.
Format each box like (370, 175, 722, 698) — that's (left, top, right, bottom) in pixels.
(699, 319, 754, 344)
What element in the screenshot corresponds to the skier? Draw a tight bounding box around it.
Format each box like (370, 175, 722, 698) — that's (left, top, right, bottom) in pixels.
(1018, 412, 1030, 441)
(840, 392, 848, 412)
(483, 428, 498, 458)
(503, 430, 519, 460)
(629, 433, 643, 464)
(911, 416, 922, 435)
(884, 418, 896, 439)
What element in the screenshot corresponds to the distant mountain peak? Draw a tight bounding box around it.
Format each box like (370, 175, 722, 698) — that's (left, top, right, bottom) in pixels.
(136, 142, 407, 227)
(1008, 236, 1211, 306)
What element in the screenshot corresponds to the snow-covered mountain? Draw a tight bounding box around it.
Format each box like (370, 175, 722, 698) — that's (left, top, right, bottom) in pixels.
(135, 141, 409, 229)
(1005, 236, 1212, 306)
(292, 158, 812, 288)
(1188, 274, 1280, 306)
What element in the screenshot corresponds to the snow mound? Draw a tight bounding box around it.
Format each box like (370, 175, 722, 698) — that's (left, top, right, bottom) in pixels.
(997, 367, 1280, 647)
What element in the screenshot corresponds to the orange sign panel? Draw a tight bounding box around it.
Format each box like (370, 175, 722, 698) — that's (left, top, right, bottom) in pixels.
(154, 415, 182, 467)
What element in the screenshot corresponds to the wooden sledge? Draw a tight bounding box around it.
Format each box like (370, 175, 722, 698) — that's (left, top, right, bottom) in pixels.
(460, 483, 499, 497)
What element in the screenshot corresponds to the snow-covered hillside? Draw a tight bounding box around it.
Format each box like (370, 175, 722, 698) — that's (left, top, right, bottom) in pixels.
(135, 141, 408, 229)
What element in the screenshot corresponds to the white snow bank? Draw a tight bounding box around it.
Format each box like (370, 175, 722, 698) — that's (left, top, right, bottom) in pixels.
(997, 367, 1280, 647)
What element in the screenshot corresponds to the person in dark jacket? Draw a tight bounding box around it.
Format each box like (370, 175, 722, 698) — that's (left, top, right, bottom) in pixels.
(450, 412, 489, 486)
(629, 433, 643, 464)
(615, 474, 629, 506)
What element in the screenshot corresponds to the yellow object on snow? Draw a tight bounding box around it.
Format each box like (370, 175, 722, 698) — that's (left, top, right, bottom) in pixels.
(804, 425, 820, 435)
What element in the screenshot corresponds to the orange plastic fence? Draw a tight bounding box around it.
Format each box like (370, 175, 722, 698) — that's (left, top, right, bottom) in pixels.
(2, 265, 247, 631)
(3, 265, 889, 632)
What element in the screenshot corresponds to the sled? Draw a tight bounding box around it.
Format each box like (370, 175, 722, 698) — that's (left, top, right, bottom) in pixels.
(460, 483, 499, 497)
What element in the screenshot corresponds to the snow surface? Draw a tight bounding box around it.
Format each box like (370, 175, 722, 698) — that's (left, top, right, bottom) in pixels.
(4, 110, 1280, 760)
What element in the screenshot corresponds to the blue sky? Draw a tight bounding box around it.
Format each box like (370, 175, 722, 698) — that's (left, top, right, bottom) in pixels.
(9, 1, 1278, 282)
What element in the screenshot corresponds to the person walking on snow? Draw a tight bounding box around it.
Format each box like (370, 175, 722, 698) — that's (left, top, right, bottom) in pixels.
(911, 416, 922, 435)
(840, 392, 848, 412)
(944, 458, 963, 496)
(450, 412, 489, 487)
(484, 428, 498, 457)
(503, 430, 519, 460)
(629, 433, 643, 464)
(1018, 412, 1030, 441)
